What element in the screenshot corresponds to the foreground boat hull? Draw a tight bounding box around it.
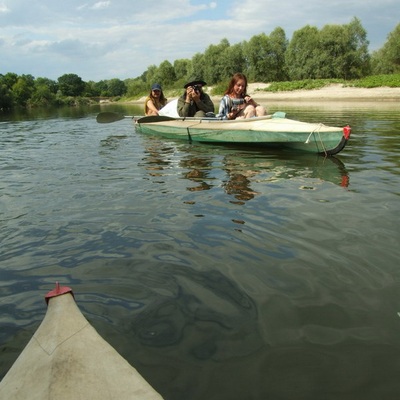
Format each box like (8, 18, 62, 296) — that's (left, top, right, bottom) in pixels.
(135, 115, 351, 155)
(0, 285, 163, 400)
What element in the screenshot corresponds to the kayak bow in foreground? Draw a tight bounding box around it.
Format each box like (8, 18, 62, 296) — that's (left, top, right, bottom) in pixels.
(0, 283, 163, 400)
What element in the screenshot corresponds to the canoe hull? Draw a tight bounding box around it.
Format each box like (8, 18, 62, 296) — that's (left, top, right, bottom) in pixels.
(135, 116, 350, 155)
(0, 288, 163, 400)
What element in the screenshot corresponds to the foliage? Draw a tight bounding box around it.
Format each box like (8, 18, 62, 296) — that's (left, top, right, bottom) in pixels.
(106, 79, 127, 97)
(264, 79, 342, 92)
(202, 39, 231, 84)
(58, 73, 86, 97)
(12, 75, 35, 106)
(371, 23, 400, 74)
(125, 78, 148, 98)
(244, 28, 288, 82)
(28, 82, 57, 107)
(285, 18, 369, 80)
(174, 59, 191, 81)
(262, 74, 400, 92)
(0, 83, 13, 109)
(349, 73, 400, 88)
(210, 80, 231, 96)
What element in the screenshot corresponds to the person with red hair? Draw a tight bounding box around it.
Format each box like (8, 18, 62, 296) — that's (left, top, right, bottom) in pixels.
(217, 73, 266, 120)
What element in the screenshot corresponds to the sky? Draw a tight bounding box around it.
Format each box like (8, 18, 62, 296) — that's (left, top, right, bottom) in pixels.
(0, 0, 398, 82)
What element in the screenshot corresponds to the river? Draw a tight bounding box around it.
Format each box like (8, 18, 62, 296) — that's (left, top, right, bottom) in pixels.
(1, 100, 399, 399)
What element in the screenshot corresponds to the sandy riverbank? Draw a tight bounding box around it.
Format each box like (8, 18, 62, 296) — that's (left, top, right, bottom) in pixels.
(245, 83, 400, 102)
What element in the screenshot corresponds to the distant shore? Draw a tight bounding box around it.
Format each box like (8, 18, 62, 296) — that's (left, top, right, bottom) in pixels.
(244, 83, 400, 102)
(119, 83, 400, 105)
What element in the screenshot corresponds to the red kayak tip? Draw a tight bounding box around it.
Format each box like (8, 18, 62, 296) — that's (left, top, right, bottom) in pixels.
(343, 125, 351, 140)
(45, 282, 74, 304)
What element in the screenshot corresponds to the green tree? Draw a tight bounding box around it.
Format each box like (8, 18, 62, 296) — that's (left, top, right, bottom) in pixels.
(188, 53, 206, 82)
(244, 33, 271, 81)
(12, 75, 35, 106)
(285, 25, 320, 80)
(1, 72, 19, 89)
(93, 80, 109, 96)
(35, 77, 58, 94)
(155, 60, 176, 87)
(344, 17, 370, 78)
(244, 28, 288, 82)
(0, 78, 13, 109)
(84, 81, 101, 97)
(286, 19, 369, 80)
(371, 23, 400, 74)
(202, 39, 231, 84)
(269, 27, 289, 81)
(174, 59, 191, 81)
(107, 78, 127, 96)
(57, 73, 86, 96)
(29, 81, 56, 106)
(219, 42, 246, 81)
(317, 24, 351, 78)
(125, 78, 147, 98)
(144, 65, 158, 87)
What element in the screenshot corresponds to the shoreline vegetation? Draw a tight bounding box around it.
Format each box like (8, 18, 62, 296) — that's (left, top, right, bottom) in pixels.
(115, 82, 400, 105)
(116, 75, 400, 105)
(115, 83, 400, 106)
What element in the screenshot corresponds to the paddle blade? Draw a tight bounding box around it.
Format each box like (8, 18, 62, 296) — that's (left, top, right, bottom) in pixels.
(136, 115, 177, 123)
(96, 112, 126, 124)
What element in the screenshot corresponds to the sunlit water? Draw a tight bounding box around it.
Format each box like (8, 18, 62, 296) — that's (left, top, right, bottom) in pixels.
(1, 101, 400, 399)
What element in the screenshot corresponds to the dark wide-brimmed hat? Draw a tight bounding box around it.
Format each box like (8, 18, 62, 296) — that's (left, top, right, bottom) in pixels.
(184, 78, 207, 88)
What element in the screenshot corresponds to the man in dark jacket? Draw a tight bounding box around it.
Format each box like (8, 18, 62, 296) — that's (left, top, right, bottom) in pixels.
(177, 78, 214, 117)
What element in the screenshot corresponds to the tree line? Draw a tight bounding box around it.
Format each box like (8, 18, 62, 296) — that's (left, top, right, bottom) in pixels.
(1, 17, 399, 110)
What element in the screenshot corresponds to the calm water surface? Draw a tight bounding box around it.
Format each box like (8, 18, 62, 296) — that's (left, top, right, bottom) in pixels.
(1, 101, 400, 399)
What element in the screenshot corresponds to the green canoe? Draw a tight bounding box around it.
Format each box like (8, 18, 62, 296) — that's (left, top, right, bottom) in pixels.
(0, 284, 163, 399)
(135, 114, 351, 156)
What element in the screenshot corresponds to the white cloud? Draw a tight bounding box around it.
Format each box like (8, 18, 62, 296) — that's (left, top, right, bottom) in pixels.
(0, 0, 398, 81)
(0, 2, 10, 13)
(91, 1, 111, 10)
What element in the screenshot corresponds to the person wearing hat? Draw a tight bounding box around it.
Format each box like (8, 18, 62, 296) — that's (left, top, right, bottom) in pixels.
(144, 83, 168, 116)
(177, 78, 214, 118)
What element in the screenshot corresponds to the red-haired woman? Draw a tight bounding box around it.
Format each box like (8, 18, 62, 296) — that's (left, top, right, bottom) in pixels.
(217, 73, 266, 120)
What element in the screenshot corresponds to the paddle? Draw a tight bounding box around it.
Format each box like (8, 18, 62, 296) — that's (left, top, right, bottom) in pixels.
(136, 115, 177, 123)
(96, 112, 134, 124)
(96, 112, 179, 124)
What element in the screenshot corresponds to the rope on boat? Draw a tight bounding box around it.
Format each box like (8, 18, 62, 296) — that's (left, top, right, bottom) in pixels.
(305, 123, 328, 155)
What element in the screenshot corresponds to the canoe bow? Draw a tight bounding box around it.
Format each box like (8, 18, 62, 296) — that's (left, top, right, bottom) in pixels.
(0, 283, 164, 400)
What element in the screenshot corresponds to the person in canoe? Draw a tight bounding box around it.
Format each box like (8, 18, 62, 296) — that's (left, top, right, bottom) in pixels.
(144, 83, 168, 116)
(177, 78, 215, 117)
(217, 73, 266, 120)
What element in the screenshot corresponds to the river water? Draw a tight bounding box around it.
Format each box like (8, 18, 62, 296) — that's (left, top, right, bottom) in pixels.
(1, 101, 399, 399)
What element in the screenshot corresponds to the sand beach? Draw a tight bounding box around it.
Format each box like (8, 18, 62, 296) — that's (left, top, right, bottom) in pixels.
(244, 83, 400, 102)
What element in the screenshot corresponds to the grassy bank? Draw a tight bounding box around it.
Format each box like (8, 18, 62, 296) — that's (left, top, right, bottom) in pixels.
(262, 74, 400, 92)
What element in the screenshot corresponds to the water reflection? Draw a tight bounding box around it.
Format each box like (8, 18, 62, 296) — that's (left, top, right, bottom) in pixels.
(100, 134, 129, 151)
(139, 138, 350, 206)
